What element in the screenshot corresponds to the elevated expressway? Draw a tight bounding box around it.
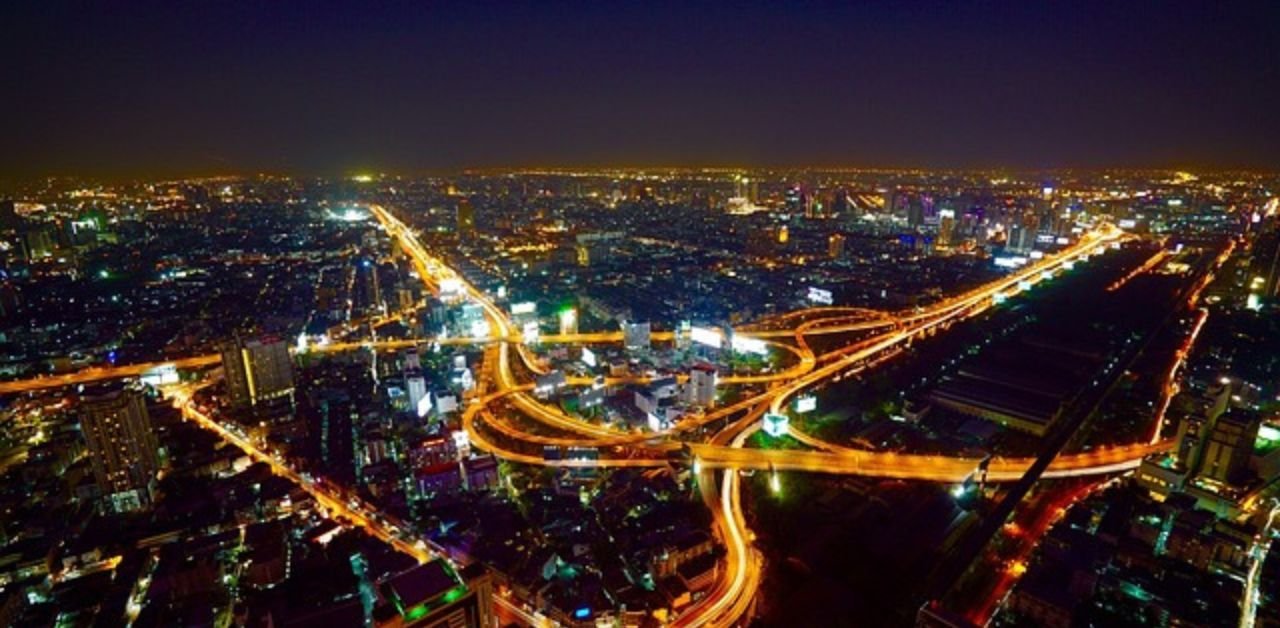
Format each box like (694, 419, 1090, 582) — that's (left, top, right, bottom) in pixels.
(3, 204, 1153, 626)
(365, 205, 1154, 626)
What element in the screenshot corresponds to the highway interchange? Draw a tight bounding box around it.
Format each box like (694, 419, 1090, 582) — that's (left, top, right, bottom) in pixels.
(5, 203, 1178, 626)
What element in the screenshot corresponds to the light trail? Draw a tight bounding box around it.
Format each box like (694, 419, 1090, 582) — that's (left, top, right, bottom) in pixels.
(3, 210, 1142, 627)
(1240, 499, 1279, 628)
(1106, 248, 1170, 292)
(1149, 307, 1209, 444)
(169, 385, 434, 563)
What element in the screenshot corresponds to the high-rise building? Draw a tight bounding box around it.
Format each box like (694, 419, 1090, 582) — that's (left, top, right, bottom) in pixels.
(907, 196, 925, 228)
(406, 371, 429, 418)
(221, 336, 295, 408)
(685, 364, 718, 407)
(937, 209, 957, 249)
(881, 188, 898, 215)
(1199, 410, 1260, 485)
(404, 348, 421, 371)
(0, 199, 21, 232)
(829, 189, 849, 217)
(79, 382, 159, 512)
(1175, 382, 1232, 472)
(558, 308, 578, 336)
(828, 233, 846, 260)
(785, 185, 802, 214)
(20, 227, 56, 262)
(623, 321, 651, 351)
(456, 198, 475, 235)
(357, 258, 382, 314)
(374, 559, 489, 627)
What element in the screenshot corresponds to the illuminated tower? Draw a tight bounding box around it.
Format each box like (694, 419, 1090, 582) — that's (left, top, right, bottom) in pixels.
(221, 336, 296, 408)
(79, 382, 159, 512)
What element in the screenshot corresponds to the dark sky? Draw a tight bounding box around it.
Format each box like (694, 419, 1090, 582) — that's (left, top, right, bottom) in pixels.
(3, 0, 1279, 179)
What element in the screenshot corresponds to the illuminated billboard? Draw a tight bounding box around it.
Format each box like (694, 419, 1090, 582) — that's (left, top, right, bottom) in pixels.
(763, 413, 789, 437)
(439, 277, 464, 296)
(794, 395, 817, 414)
(522, 321, 539, 344)
(690, 326, 723, 348)
(807, 286, 834, 305)
(993, 256, 1027, 269)
(581, 347, 598, 367)
(730, 335, 768, 356)
(511, 301, 536, 315)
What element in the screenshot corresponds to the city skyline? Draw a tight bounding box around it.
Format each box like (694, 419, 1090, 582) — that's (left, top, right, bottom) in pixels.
(4, 1, 1280, 181)
(3, 2, 1280, 626)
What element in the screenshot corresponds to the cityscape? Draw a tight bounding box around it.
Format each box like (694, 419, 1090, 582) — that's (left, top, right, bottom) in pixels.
(4, 3, 1280, 628)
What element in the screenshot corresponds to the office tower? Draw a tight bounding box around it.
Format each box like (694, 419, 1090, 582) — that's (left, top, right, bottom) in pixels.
(456, 198, 475, 235)
(404, 348, 421, 371)
(357, 258, 382, 314)
(406, 371, 429, 418)
(1176, 381, 1235, 473)
(908, 195, 925, 228)
(559, 308, 578, 336)
(1199, 411, 1260, 485)
(828, 233, 846, 260)
(685, 364, 718, 407)
(375, 559, 487, 627)
(785, 185, 802, 214)
(460, 563, 494, 628)
(937, 209, 956, 249)
(20, 227, 56, 261)
(0, 199, 20, 232)
(882, 188, 897, 214)
(922, 195, 939, 226)
(623, 321, 652, 350)
(79, 382, 160, 512)
(0, 282, 20, 320)
(221, 336, 295, 407)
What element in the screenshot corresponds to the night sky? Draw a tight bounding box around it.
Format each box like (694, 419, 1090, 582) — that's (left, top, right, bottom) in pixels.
(4, 0, 1279, 179)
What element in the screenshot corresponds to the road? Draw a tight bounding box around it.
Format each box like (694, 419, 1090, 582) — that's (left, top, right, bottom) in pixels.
(167, 385, 435, 564)
(1240, 499, 1280, 628)
(4, 204, 1149, 627)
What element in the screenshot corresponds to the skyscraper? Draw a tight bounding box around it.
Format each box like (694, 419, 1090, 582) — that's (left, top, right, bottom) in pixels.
(1199, 410, 1260, 485)
(685, 364, 718, 407)
(623, 321, 651, 350)
(0, 199, 21, 232)
(79, 382, 160, 512)
(456, 198, 475, 235)
(221, 336, 295, 408)
(828, 233, 846, 260)
(559, 308, 578, 336)
(375, 559, 490, 627)
(1175, 381, 1232, 472)
(937, 209, 957, 249)
(908, 196, 925, 228)
(881, 188, 898, 215)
